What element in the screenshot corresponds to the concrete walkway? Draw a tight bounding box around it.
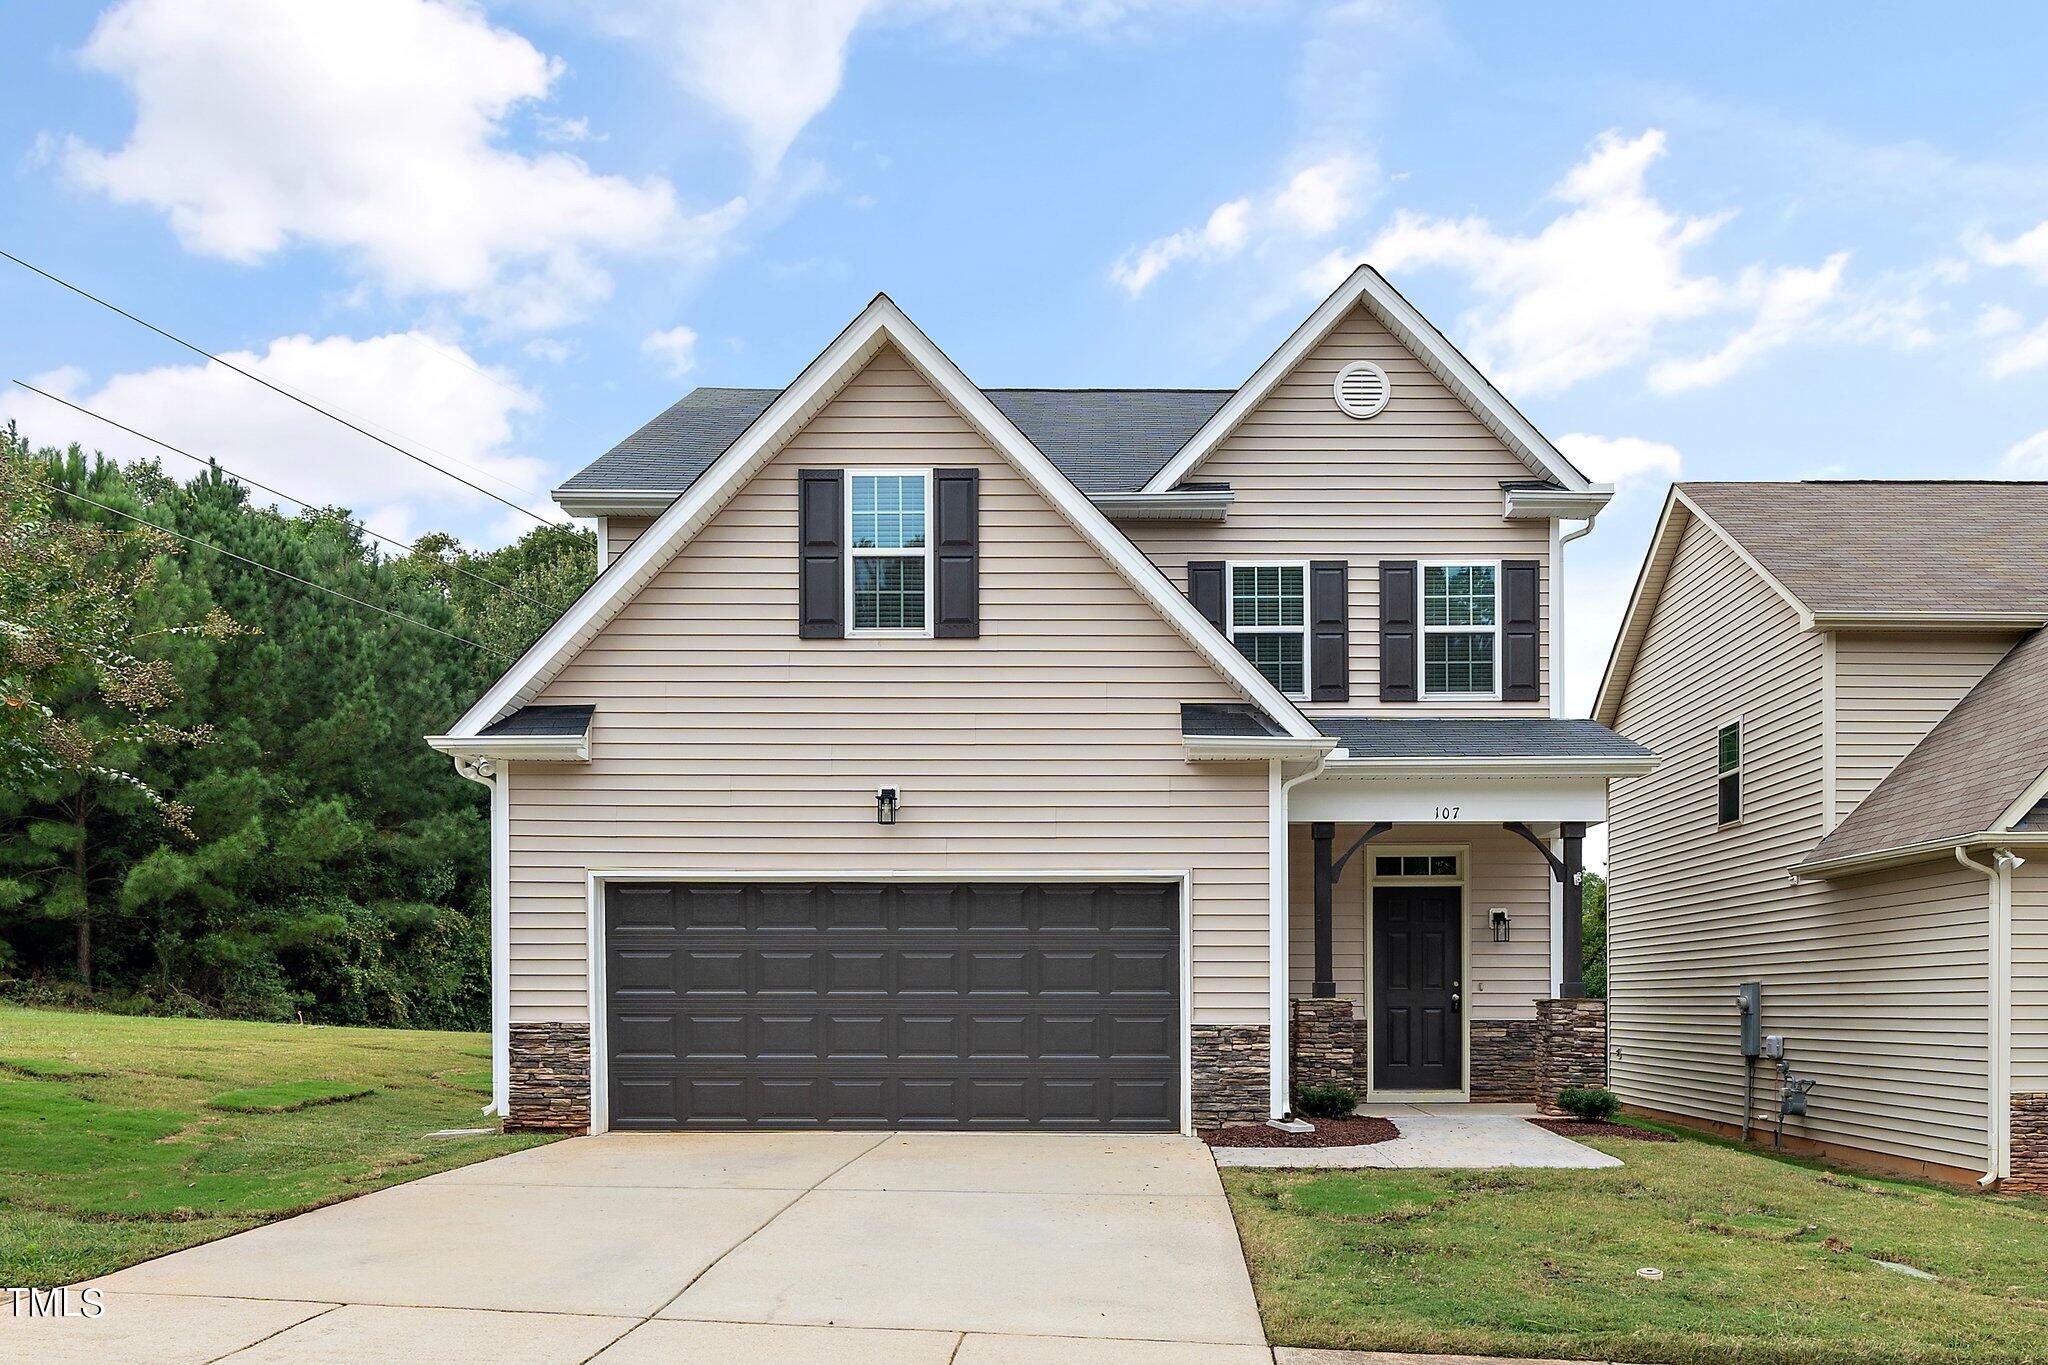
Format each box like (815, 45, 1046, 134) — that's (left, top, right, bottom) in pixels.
(14, 1131, 1271, 1363)
(1214, 1104, 1623, 1171)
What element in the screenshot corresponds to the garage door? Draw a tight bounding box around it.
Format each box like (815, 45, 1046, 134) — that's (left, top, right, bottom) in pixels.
(603, 881, 1180, 1130)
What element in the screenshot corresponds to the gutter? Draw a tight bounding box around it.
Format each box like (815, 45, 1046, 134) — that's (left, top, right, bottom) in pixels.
(1504, 487, 1613, 521)
(1184, 735, 1339, 762)
(1796, 830, 2048, 881)
(448, 755, 511, 1120)
(1956, 845, 2022, 1187)
(427, 733, 591, 763)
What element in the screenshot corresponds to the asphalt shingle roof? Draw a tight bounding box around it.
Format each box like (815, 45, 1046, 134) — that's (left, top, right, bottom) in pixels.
(478, 704, 595, 739)
(1680, 481, 2048, 619)
(555, 386, 1234, 500)
(1803, 628, 2048, 868)
(1180, 702, 1289, 738)
(1316, 716, 1653, 761)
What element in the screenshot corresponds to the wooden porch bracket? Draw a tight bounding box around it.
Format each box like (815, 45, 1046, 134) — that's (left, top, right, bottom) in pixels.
(1309, 820, 1392, 999)
(1505, 820, 1588, 999)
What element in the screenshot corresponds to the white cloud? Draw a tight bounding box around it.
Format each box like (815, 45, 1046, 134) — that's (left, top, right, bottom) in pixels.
(65, 0, 740, 329)
(1, 333, 546, 546)
(1970, 221, 2048, 283)
(641, 325, 700, 378)
(1359, 130, 1731, 395)
(1648, 253, 1849, 393)
(1988, 316, 2048, 379)
(1555, 433, 1683, 492)
(2000, 427, 2048, 475)
(588, 1, 1253, 172)
(1112, 155, 1370, 298)
(1979, 303, 2025, 336)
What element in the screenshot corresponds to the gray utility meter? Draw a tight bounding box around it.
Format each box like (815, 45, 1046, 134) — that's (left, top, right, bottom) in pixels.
(1737, 981, 1761, 1058)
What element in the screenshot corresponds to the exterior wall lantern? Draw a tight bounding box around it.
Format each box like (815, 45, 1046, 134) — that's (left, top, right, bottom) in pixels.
(1489, 908, 1511, 942)
(876, 786, 900, 825)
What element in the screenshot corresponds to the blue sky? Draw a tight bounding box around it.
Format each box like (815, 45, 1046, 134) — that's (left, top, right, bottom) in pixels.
(6, 0, 2048, 719)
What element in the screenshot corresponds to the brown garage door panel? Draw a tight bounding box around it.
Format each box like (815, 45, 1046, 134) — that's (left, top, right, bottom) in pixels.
(603, 881, 1181, 1130)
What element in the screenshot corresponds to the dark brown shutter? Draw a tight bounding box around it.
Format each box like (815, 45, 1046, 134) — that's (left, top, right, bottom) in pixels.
(1308, 561, 1349, 701)
(1188, 561, 1226, 632)
(932, 467, 979, 638)
(1379, 560, 1418, 702)
(797, 469, 844, 638)
(1502, 559, 1540, 701)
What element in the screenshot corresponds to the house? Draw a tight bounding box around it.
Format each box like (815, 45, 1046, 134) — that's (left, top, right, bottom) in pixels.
(427, 266, 1650, 1136)
(1596, 482, 2048, 1191)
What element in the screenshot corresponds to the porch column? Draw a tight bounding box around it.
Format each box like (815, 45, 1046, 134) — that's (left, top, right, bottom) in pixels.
(1559, 821, 1587, 998)
(1309, 821, 1337, 998)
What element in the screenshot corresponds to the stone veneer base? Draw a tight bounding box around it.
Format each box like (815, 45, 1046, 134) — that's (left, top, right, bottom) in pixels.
(1289, 997, 1359, 1096)
(1534, 997, 1607, 1114)
(507, 1021, 592, 1133)
(2011, 1093, 2048, 1194)
(1470, 1018, 1539, 1102)
(1190, 1023, 1270, 1129)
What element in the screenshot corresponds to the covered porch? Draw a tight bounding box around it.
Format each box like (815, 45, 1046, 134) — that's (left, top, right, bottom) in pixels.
(1187, 706, 1654, 1121)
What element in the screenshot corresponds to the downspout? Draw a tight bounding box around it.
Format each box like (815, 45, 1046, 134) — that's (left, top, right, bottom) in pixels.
(454, 755, 511, 1119)
(1956, 845, 2020, 1186)
(1271, 752, 1332, 1119)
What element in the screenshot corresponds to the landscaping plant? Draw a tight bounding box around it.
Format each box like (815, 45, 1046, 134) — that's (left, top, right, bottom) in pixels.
(1556, 1086, 1621, 1121)
(1293, 1083, 1358, 1119)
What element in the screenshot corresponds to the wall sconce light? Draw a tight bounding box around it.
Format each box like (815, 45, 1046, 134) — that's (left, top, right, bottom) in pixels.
(876, 786, 900, 825)
(1489, 908, 1511, 942)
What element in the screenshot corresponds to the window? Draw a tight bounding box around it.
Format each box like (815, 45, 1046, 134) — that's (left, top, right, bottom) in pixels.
(1228, 563, 1308, 697)
(847, 471, 930, 634)
(1420, 562, 1498, 697)
(1374, 853, 1460, 879)
(1717, 720, 1743, 825)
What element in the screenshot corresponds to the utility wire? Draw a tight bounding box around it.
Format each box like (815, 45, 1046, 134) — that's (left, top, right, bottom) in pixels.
(0, 249, 560, 528)
(13, 379, 548, 608)
(46, 483, 507, 658)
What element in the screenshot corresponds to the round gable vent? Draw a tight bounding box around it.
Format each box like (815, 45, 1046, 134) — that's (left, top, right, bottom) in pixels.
(1333, 360, 1391, 419)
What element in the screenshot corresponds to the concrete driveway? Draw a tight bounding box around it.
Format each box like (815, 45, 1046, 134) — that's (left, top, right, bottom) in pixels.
(19, 1132, 1269, 1364)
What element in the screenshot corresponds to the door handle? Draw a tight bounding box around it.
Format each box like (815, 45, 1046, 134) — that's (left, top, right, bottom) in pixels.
(1450, 992, 1461, 1011)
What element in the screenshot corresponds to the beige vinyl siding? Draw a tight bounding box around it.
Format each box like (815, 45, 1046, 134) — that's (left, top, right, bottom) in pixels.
(507, 346, 1272, 1027)
(602, 516, 654, 568)
(1608, 512, 1993, 1171)
(1123, 304, 1551, 716)
(1285, 823, 1552, 1021)
(2015, 862, 2048, 1092)
(1831, 630, 2017, 826)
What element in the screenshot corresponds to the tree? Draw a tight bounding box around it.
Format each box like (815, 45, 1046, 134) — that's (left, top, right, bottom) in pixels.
(1580, 869, 1609, 998)
(0, 429, 247, 986)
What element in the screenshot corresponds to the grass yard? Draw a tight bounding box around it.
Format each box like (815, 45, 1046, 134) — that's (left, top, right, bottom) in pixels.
(1225, 1122, 2048, 1365)
(0, 1004, 551, 1287)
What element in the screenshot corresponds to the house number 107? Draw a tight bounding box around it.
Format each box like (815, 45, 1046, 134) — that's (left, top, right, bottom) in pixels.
(1433, 805, 1460, 819)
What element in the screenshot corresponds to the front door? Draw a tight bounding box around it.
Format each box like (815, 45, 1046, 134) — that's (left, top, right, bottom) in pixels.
(1372, 885, 1462, 1091)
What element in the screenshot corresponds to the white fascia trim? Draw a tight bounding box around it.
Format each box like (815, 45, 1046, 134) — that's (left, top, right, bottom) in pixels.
(1505, 486, 1613, 520)
(1811, 611, 2048, 631)
(1994, 762, 2048, 833)
(427, 734, 590, 762)
(1320, 754, 1656, 780)
(1092, 489, 1235, 520)
(1184, 735, 1339, 761)
(1796, 830, 2048, 880)
(552, 489, 678, 517)
(1141, 265, 1592, 496)
(448, 295, 1322, 742)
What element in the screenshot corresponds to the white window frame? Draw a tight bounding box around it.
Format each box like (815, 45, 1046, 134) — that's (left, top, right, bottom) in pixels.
(1225, 559, 1311, 700)
(845, 467, 934, 639)
(1716, 716, 1744, 827)
(1418, 558, 1503, 701)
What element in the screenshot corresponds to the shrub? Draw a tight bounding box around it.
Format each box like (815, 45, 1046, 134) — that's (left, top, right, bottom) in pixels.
(1557, 1086, 1620, 1121)
(1293, 1083, 1358, 1119)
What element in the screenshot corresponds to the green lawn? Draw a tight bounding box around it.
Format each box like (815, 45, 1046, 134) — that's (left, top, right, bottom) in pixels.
(1224, 1123, 2048, 1365)
(0, 1004, 553, 1287)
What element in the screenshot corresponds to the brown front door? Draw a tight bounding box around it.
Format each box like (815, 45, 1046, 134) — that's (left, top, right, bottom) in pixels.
(1372, 885, 1462, 1091)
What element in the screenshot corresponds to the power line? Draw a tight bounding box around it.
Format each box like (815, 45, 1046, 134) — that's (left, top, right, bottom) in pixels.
(0, 249, 560, 528)
(13, 379, 549, 609)
(45, 483, 507, 658)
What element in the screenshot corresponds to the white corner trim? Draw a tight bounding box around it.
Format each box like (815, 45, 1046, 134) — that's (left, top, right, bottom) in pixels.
(448, 755, 510, 1117)
(1141, 265, 1592, 496)
(1821, 632, 1838, 833)
(447, 294, 1322, 741)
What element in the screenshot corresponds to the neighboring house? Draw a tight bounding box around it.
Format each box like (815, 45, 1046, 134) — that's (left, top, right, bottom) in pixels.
(1597, 482, 2048, 1191)
(428, 267, 1649, 1136)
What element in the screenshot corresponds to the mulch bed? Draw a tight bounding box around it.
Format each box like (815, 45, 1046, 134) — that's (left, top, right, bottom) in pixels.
(1532, 1118, 1677, 1142)
(1201, 1116, 1400, 1149)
